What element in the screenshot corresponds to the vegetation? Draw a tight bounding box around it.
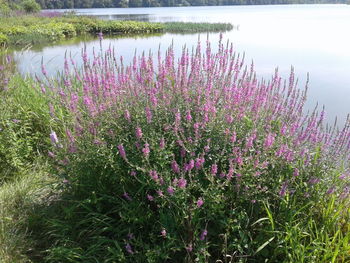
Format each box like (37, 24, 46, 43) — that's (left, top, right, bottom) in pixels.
(1, 37, 350, 262)
(0, 13, 233, 46)
(164, 22, 233, 33)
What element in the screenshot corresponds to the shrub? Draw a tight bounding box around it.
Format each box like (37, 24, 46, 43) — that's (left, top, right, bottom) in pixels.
(37, 38, 350, 262)
(21, 0, 41, 13)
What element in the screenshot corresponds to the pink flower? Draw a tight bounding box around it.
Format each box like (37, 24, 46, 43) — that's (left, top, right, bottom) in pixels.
(124, 110, 131, 121)
(135, 127, 143, 139)
(161, 228, 167, 237)
(200, 229, 207, 241)
(125, 243, 134, 254)
(147, 194, 154, 201)
(50, 131, 59, 144)
(149, 170, 158, 181)
(145, 107, 152, 123)
(186, 110, 192, 121)
(123, 192, 132, 201)
(117, 144, 127, 160)
(159, 138, 165, 149)
(185, 160, 195, 172)
(264, 133, 275, 149)
(211, 164, 218, 175)
(293, 168, 299, 177)
(196, 198, 204, 208)
(177, 177, 187, 188)
(279, 181, 288, 197)
(186, 244, 193, 252)
(167, 186, 175, 195)
(157, 190, 164, 197)
(171, 160, 180, 174)
(142, 143, 150, 157)
(195, 157, 205, 169)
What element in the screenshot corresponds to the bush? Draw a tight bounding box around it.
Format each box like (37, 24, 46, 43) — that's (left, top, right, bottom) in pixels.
(21, 0, 41, 13)
(37, 39, 350, 262)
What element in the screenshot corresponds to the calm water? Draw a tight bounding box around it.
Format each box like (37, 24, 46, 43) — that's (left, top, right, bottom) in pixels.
(13, 4, 350, 123)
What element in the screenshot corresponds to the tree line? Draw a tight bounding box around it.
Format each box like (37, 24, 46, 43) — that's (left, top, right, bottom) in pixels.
(4, 0, 349, 10)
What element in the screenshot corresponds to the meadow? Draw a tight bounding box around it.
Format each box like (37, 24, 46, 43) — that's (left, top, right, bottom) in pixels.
(0, 34, 350, 262)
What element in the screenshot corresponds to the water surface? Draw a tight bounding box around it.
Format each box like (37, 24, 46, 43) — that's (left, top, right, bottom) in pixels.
(13, 4, 350, 123)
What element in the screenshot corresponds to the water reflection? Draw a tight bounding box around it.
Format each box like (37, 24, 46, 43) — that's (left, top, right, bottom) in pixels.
(96, 14, 151, 21)
(13, 5, 350, 123)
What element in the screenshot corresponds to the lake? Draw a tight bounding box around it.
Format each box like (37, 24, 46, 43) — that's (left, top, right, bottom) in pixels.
(12, 4, 350, 124)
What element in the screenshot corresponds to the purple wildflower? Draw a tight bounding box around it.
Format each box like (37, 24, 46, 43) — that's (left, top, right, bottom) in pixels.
(125, 243, 133, 254)
(142, 143, 150, 157)
(117, 144, 127, 160)
(279, 181, 288, 197)
(171, 160, 180, 174)
(200, 229, 208, 241)
(123, 192, 132, 201)
(211, 164, 218, 175)
(147, 194, 154, 201)
(195, 157, 205, 169)
(167, 186, 175, 195)
(196, 198, 204, 208)
(293, 168, 299, 177)
(50, 131, 59, 145)
(161, 228, 167, 238)
(149, 170, 158, 182)
(159, 138, 165, 149)
(177, 177, 187, 188)
(135, 127, 143, 139)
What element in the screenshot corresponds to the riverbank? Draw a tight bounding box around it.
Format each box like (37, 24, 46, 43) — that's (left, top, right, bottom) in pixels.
(0, 12, 233, 46)
(1, 37, 350, 262)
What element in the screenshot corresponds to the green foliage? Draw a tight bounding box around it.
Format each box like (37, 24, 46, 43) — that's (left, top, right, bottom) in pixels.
(0, 166, 55, 263)
(0, 33, 8, 45)
(0, 74, 55, 183)
(21, 0, 41, 13)
(0, 13, 232, 46)
(164, 22, 233, 33)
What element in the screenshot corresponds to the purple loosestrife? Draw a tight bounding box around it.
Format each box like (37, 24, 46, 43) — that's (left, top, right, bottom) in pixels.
(117, 144, 127, 160)
(50, 131, 58, 144)
(197, 198, 204, 208)
(200, 229, 208, 241)
(125, 243, 133, 254)
(149, 170, 159, 182)
(135, 127, 143, 140)
(195, 157, 205, 170)
(171, 160, 180, 174)
(161, 229, 167, 238)
(142, 143, 150, 157)
(177, 177, 187, 189)
(167, 186, 175, 195)
(45, 37, 350, 233)
(210, 164, 218, 176)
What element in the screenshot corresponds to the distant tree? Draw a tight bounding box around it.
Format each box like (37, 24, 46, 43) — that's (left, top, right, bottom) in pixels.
(0, 0, 11, 14)
(22, 0, 41, 12)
